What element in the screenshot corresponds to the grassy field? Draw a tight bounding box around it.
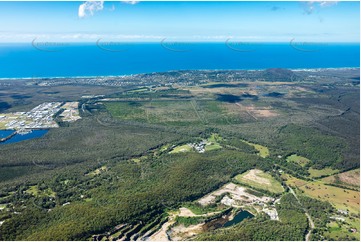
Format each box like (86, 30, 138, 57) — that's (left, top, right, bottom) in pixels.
(308, 167, 339, 178)
(322, 169, 360, 190)
(105, 97, 282, 127)
(26, 185, 56, 198)
(240, 140, 270, 158)
(105, 100, 204, 125)
(86, 166, 107, 176)
(205, 143, 222, 151)
(183, 202, 224, 215)
(286, 154, 310, 167)
(105, 102, 147, 122)
(0, 123, 6, 129)
(169, 144, 193, 154)
(205, 133, 223, 151)
(324, 217, 360, 240)
(284, 175, 360, 214)
(234, 169, 284, 194)
(170, 134, 223, 154)
(160, 144, 171, 152)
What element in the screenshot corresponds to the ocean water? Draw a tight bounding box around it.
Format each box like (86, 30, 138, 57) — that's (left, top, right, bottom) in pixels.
(0, 42, 359, 78)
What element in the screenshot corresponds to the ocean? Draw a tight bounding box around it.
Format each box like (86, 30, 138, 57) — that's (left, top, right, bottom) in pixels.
(0, 42, 359, 78)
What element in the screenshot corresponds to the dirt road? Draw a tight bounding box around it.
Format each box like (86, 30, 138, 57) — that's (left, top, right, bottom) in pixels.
(288, 186, 315, 241)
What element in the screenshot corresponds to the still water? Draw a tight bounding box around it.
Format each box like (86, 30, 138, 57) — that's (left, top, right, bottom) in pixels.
(0, 130, 48, 145)
(223, 210, 254, 227)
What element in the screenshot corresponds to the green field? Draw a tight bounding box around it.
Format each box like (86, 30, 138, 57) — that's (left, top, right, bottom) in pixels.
(204, 143, 222, 151)
(308, 167, 339, 178)
(105, 102, 147, 122)
(240, 140, 270, 158)
(86, 166, 107, 176)
(26, 185, 56, 198)
(284, 175, 360, 214)
(234, 169, 284, 194)
(169, 144, 193, 154)
(286, 154, 310, 167)
(205, 133, 223, 151)
(323, 210, 360, 240)
(105, 99, 279, 126)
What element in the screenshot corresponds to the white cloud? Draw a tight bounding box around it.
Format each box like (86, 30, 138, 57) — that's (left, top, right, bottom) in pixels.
(302, 1, 338, 15)
(122, 1, 139, 5)
(319, 1, 338, 7)
(78, 1, 104, 18)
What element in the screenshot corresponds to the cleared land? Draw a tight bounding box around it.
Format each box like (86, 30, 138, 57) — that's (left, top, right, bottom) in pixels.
(26, 185, 56, 198)
(169, 134, 222, 154)
(169, 144, 193, 154)
(105, 98, 280, 127)
(322, 169, 360, 190)
(308, 167, 339, 178)
(284, 174, 360, 214)
(197, 182, 273, 207)
(240, 140, 269, 158)
(286, 154, 310, 167)
(234, 169, 284, 194)
(59, 102, 81, 122)
(205, 133, 223, 151)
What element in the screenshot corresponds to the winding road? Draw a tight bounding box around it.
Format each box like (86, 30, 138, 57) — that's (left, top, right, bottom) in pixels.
(287, 186, 315, 241)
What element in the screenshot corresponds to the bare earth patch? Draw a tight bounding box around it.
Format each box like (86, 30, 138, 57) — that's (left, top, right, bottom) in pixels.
(242, 169, 271, 186)
(148, 220, 174, 241)
(178, 207, 197, 217)
(169, 223, 205, 241)
(197, 182, 273, 207)
(244, 105, 278, 118)
(338, 169, 360, 186)
(323, 169, 360, 188)
(230, 103, 278, 119)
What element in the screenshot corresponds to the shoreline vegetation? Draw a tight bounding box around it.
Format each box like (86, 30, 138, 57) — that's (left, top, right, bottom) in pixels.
(0, 67, 359, 80)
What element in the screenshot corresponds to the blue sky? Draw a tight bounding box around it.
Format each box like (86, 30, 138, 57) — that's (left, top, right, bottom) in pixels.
(0, 1, 359, 42)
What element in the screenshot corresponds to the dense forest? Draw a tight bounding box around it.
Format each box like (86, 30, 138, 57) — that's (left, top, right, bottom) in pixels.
(0, 68, 359, 240)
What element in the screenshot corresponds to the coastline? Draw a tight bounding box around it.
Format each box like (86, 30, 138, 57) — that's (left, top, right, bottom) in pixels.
(0, 67, 359, 80)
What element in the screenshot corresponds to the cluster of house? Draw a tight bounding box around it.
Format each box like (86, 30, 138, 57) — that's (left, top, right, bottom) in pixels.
(188, 140, 207, 153)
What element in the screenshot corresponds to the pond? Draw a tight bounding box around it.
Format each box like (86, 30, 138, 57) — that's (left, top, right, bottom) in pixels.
(223, 210, 254, 227)
(0, 130, 48, 145)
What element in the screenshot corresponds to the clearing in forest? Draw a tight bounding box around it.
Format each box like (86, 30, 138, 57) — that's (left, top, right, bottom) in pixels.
(169, 144, 193, 154)
(234, 169, 284, 194)
(286, 154, 310, 167)
(240, 140, 269, 158)
(308, 167, 339, 178)
(284, 174, 360, 214)
(322, 169, 360, 190)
